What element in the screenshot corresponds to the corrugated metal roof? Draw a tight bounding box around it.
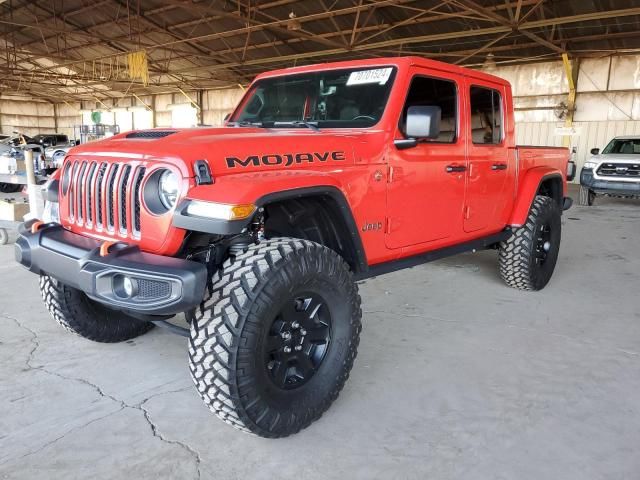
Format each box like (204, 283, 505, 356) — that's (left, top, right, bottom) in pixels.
(1, 0, 639, 100)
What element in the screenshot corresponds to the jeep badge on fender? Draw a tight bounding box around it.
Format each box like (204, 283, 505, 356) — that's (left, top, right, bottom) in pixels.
(16, 56, 573, 439)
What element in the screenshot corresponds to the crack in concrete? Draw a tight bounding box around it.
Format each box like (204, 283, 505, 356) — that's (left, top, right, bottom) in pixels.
(10, 407, 126, 463)
(3, 313, 202, 479)
(140, 400, 202, 479)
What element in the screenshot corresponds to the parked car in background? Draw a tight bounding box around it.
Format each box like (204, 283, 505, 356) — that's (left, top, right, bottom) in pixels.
(31, 134, 70, 147)
(580, 136, 640, 205)
(0, 133, 47, 192)
(31, 134, 78, 169)
(0, 133, 34, 153)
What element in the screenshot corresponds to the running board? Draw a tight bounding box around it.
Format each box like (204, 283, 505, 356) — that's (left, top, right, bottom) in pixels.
(355, 230, 511, 281)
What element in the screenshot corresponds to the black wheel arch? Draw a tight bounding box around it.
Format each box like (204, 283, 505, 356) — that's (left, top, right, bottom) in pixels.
(256, 186, 368, 276)
(536, 173, 564, 211)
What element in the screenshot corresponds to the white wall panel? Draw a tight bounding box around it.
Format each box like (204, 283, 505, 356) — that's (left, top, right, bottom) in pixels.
(203, 88, 244, 126)
(609, 56, 640, 91)
(577, 57, 611, 92)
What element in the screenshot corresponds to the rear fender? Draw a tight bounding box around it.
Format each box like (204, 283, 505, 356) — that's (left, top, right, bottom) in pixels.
(509, 167, 563, 227)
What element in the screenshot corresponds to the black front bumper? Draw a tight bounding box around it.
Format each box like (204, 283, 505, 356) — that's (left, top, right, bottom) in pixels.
(15, 223, 207, 316)
(580, 169, 640, 196)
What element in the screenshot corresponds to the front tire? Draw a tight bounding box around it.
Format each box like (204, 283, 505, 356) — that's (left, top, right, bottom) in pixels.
(578, 185, 595, 206)
(39, 275, 154, 342)
(499, 195, 561, 291)
(189, 238, 362, 438)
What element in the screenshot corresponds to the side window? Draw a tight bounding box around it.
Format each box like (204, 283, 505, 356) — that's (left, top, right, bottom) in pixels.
(470, 86, 502, 144)
(401, 76, 457, 143)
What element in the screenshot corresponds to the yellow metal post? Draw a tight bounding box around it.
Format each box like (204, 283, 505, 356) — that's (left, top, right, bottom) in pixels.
(562, 53, 578, 148)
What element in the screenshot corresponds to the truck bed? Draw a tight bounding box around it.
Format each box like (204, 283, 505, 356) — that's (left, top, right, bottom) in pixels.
(516, 145, 570, 184)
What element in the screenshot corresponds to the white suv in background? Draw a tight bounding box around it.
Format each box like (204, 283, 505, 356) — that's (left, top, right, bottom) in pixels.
(579, 136, 640, 205)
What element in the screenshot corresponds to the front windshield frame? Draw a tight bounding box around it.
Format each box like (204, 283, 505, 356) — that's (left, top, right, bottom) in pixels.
(602, 138, 640, 155)
(229, 66, 398, 129)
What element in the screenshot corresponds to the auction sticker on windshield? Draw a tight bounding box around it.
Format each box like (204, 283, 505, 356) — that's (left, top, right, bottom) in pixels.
(346, 67, 393, 86)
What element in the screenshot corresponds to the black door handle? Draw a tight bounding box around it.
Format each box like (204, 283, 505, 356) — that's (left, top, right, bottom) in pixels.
(491, 163, 508, 171)
(446, 165, 466, 173)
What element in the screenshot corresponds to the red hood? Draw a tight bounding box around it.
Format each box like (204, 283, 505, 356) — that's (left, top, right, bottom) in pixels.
(67, 127, 386, 177)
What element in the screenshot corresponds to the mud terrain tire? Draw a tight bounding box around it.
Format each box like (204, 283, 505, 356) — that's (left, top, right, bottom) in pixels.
(499, 195, 561, 291)
(40, 275, 154, 342)
(189, 238, 362, 438)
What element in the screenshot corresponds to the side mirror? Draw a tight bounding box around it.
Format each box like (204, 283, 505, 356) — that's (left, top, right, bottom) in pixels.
(395, 106, 441, 150)
(223, 113, 231, 122)
(406, 105, 441, 139)
(590, 148, 600, 155)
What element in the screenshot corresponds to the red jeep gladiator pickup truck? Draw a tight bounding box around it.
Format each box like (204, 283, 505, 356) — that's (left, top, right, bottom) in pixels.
(16, 56, 574, 437)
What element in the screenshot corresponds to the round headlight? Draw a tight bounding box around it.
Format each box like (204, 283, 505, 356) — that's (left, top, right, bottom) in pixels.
(158, 170, 179, 209)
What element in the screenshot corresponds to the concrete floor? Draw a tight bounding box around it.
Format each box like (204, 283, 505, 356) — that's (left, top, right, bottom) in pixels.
(1, 190, 639, 480)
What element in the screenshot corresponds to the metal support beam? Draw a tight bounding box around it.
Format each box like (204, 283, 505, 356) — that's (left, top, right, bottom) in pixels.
(561, 52, 579, 148)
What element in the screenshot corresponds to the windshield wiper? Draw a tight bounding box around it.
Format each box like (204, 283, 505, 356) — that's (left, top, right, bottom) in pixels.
(267, 121, 320, 132)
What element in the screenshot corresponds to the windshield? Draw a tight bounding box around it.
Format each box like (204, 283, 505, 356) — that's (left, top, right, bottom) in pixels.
(602, 138, 640, 154)
(230, 66, 397, 129)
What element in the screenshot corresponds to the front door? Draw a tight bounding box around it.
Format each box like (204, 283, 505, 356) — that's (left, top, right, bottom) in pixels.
(386, 69, 467, 249)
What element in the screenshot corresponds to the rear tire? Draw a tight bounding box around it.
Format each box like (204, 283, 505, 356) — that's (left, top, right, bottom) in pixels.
(499, 195, 561, 291)
(578, 185, 595, 206)
(189, 238, 362, 438)
(39, 275, 154, 342)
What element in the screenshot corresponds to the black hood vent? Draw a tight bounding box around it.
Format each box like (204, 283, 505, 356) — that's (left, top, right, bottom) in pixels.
(126, 130, 177, 139)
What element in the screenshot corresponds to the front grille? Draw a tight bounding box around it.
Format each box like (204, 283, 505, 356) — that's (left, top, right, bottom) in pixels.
(94, 163, 108, 228)
(132, 167, 146, 235)
(65, 159, 147, 238)
(597, 162, 640, 178)
(119, 165, 132, 233)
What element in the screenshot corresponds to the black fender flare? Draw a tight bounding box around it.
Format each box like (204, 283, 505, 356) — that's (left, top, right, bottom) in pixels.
(256, 186, 368, 275)
(173, 186, 368, 275)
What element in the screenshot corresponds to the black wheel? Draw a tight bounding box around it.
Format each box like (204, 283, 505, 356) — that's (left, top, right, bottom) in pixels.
(189, 238, 362, 438)
(578, 185, 595, 206)
(0, 228, 8, 245)
(0, 183, 23, 193)
(39, 275, 154, 342)
(499, 195, 561, 291)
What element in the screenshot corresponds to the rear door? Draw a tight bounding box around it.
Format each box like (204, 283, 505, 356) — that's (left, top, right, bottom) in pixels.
(385, 68, 467, 249)
(464, 82, 513, 233)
